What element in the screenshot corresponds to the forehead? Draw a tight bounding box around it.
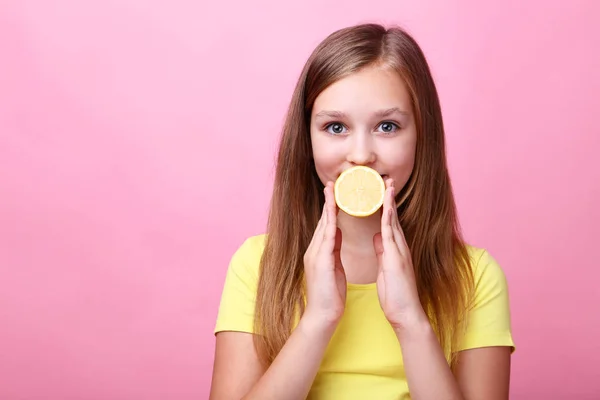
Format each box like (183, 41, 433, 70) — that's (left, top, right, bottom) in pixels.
(311, 66, 412, 116)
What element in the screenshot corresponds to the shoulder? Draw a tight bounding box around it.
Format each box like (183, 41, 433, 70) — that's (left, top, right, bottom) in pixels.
(226, 233, 267, 282)
(458, 244, 515, 352)
(231, 233, 267, 263)
(214, 233, 267, 334)
(460, 246, 510, 330)
(465, 245, 509, 292)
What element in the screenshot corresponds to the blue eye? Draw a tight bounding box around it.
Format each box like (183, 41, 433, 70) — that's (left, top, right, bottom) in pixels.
(325, 123, 347, 135)
(377, 121, 399, 134)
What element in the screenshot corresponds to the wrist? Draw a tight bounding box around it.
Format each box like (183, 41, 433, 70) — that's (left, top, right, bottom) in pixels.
(300, 311, 341, 337)
(392, 310, 432, 340)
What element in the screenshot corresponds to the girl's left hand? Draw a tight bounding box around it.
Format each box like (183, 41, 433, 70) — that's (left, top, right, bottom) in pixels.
(373, 178, 428, 333)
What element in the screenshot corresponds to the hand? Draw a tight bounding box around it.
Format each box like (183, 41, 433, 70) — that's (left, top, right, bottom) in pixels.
(373, 179, 428, 333)
(303, 182, 346, 329)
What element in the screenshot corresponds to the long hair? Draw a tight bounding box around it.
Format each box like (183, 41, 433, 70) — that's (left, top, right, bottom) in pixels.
(253, 23, 474, 369)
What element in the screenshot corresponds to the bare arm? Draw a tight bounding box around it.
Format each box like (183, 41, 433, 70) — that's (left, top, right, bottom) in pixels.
(210, 182, 345, 400)
(209, 316, 336, 400)
(396, 320, 511, 400)
(209, 332, 264, 399)
(454, 346, 511, 400)
(375, 179, 512, 399)
(396, 320, 465, 400)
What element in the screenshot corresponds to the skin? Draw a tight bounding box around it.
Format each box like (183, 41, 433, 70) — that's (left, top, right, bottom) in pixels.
(209, 65, 511, 400)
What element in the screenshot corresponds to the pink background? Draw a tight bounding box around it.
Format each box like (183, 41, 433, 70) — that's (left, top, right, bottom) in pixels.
(1, 0, 599, 399)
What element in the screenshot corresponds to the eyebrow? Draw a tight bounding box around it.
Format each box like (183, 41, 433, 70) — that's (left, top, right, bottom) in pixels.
(313, 107, 409, 120)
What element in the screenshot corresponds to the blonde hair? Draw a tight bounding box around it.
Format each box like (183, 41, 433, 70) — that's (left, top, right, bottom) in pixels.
(253, 23, 474, 369)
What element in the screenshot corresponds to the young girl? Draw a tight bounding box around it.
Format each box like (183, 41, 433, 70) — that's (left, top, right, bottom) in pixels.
(209, 23, 515, 400)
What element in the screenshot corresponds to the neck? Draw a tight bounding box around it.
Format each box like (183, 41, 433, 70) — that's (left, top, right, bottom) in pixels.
(337, 210, 382, 249)
(337, 210, 382, 284)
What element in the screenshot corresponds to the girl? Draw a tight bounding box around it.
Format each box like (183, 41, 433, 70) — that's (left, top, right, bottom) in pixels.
(210, 23, 515, 400)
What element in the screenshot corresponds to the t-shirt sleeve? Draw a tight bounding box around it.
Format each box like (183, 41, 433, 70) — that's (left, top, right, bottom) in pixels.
(458, 248, 516, 353)
(214, 235, 264, 335)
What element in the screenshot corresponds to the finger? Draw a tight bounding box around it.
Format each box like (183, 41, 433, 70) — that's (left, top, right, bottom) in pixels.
(307, 186, 329, 257)
(372, 232, 384, 274)
(386, 179, 408, 255)
(322, 182, 338, 252)
(326, 181, 337, 221)
(316, 201, 326, 234)
(373, 232, 384, 257)
(332, 181, 340, 216)
(392, 216, 409, 254)
(324, 183, 330, 228)
(381, 188, 396, 246)
(382, 178, 397, 243)
(387, 179, 401, 231)
(333, 227, 343, 271)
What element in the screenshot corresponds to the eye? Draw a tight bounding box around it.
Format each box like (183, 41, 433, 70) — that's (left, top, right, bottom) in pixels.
(325, 122, 348, 135)
(377, 121, 400, 134)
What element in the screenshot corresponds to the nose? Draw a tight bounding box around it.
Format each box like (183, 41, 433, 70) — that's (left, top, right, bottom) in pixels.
(346, 133, 376, 166)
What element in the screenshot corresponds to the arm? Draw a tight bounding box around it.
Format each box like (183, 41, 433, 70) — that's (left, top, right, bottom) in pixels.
(395, 320, 511, 400)
(209, 332, 264, 399)
(211, 182, 346, 400)
(395, 319, 464, 400)
(454, 346, 511, 400)
(374, 179, 513, 399)
(209, 316, 336, 400)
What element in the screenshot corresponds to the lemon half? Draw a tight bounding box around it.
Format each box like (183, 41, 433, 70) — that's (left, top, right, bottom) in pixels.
(334, 166, 385, 217)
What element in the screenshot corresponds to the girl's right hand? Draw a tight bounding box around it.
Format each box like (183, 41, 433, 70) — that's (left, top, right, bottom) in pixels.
(302, 181, 347, 330)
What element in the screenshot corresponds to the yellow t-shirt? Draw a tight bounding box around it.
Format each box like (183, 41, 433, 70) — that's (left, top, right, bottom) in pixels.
(214, 234, 515, 399)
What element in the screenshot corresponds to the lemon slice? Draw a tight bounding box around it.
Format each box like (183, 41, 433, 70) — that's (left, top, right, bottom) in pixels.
(334, 166, 385, 217)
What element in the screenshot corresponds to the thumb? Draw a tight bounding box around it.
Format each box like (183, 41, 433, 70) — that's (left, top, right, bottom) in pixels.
(334, 227, 342, 253)
(373, 232, 384, 264)
(334, 228, 344, 271)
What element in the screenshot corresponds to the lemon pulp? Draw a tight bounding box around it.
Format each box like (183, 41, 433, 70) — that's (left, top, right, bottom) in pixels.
(334, 166, 385, 217)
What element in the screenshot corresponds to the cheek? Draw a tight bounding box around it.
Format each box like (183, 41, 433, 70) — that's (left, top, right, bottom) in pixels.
(313, 151, 340, 177)
(381, 141, 416, 184)
(311, 136, 343, 180)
